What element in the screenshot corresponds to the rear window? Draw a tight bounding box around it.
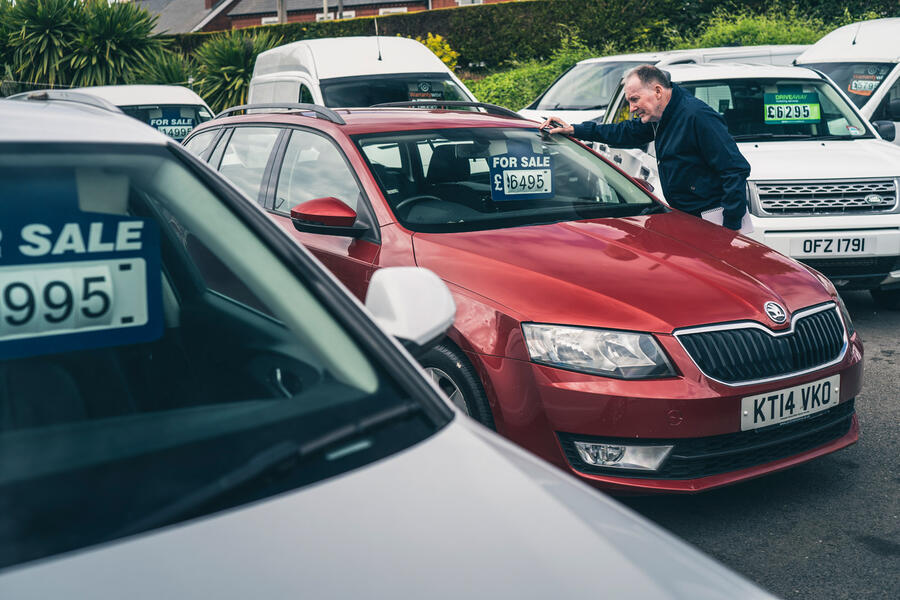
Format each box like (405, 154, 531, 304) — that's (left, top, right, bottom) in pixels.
(320, 74, 469, 107)
(120, 104, 214, 141)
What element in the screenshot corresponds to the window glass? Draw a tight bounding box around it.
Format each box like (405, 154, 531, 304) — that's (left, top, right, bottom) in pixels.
(874, 75, 900, 121)
(119, 104, 214, 142)
(680, 78, 872, 141)
(218, 127, 280, 201)
(299, 85, 315, 104)
(610, 87, 633, 124)
(0, 145, 442, 570)
(537, 61, 642, 111)
(354, 127, 659, 233)
(273, 130, 363, 214)
(182, 129, 218, 158)
(320, 74, 469, 107)
(802, 62, 894, 108)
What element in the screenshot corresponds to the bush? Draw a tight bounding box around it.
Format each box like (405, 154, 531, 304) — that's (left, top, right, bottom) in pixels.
(68, 0, 162, 87)
(132, 48, 197, 87)
(195, 29, 283, 112)
(466, 33, 608, 111)
(668, 5, 831, 48)
(7, 0, 82, 88)
(414, 32, 459, 71)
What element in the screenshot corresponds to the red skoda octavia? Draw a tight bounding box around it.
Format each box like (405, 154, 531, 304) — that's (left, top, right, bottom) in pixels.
(184, 103, 862, 493)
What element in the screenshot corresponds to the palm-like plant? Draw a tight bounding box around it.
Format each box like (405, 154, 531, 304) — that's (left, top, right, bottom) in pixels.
(131, 47, 197, 86)
(195, 29, 283, 113)
(7, 0, 81, 88)
(68, 0, 162, 87)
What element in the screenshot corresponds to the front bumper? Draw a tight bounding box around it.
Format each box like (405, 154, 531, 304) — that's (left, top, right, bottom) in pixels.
(471, 331, 864, 493)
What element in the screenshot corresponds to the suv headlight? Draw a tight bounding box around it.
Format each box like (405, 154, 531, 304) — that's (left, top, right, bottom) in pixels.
(522, 324, 675, 379)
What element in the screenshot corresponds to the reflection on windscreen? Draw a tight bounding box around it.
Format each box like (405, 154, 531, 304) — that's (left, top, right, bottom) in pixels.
(354, 127, 659, 233)
(0, 148, 437, 570)
(537, 61, 642, 110)
(320, 75, 468, 107)
(120, 104, 214, 141)
(679, 78, 872, 140)
(801, 63, 894, 108)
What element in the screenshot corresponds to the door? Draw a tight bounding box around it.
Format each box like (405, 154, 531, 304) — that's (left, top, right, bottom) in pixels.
(268, 128, 379, 300)
(871, 68, 900, 147)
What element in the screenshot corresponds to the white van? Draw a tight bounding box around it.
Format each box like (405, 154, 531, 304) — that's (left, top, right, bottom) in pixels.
(69, 84, 213, 141)
(795, 17, 900, 147)
(596, 63, 900, 308)
(518, 45, 808, 125)
(248, 36, 476, 107)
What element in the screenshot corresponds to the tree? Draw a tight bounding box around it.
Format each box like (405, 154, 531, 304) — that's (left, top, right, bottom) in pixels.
(195, 29, 283, 113)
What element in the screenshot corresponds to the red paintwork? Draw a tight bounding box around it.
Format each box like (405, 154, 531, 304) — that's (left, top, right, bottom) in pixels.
(197, 107, 866, 493)
(291, 197, 358, 227)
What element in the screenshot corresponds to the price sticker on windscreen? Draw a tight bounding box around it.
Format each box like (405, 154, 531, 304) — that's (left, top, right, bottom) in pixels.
(763, 92, 821, 124)
(149, 109, 194, 140)
(0, 168, 163, 360)
(489, 151, 553, 202)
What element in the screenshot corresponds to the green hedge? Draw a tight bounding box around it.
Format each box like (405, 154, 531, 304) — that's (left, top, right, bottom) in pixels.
(169, 0, 899, 70)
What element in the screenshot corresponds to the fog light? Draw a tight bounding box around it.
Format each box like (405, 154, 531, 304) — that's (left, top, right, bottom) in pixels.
(574, 441, 673, 471)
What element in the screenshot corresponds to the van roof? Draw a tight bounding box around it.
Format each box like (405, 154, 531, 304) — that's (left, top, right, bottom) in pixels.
(69, 85, 211, 109)
(579, 45, 809, 66)
(663, 63, 823, 82)
(796, 18, 900, 64)
(252, 36, 448, 81)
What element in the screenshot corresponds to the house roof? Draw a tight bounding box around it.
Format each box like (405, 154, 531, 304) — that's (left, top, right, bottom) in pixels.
(229, 0, 418, 18)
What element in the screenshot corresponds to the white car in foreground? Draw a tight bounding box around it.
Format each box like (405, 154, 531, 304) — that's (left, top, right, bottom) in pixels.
(0, 94, 775, 598)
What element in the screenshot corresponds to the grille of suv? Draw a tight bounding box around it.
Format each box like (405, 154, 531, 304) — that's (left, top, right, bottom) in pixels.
(751, 179, 897, 215)
(675, 304, 845, 384)
(558, 399, 855, 480)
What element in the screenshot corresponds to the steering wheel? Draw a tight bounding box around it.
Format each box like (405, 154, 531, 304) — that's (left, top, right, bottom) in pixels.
(395, 194, 442, 211)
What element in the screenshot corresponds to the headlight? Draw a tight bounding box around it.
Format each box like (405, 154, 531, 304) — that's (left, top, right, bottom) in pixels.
(834, 293, 855, 338)
(522, 324, 675, 379)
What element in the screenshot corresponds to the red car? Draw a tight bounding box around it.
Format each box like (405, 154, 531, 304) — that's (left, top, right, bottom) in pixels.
(184, 102, 863, 493)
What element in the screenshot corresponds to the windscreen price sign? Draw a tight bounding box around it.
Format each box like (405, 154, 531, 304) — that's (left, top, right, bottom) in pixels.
(489, 153, 553, 202)
(764, 92, 821, 124)
(0, 170, 162, 360)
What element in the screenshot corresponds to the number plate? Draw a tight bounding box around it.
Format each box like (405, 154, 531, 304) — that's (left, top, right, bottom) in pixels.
(157, 125, 193, 140)
(791, 236, 874, 256)
(501, 168, 551, 195)
(741, 374, 840, 431)
(0, 258, 147, 342)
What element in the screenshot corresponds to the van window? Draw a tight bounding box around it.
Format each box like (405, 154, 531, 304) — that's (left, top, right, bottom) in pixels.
(120, 104, 214, 142)
(874, 76, 900, 121)
(802, 63, 894, 108)
(319, 74, 469, 107)
(299, 85, 315, 104)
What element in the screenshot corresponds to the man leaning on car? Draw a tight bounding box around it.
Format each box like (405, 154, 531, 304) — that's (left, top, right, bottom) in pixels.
(541, 64, 751, 231)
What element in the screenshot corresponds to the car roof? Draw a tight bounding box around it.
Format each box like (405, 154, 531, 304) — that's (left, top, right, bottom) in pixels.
(0, 99, 170, 144)
(69, 85, 211, 108)
(796, 18, 900, 63)
(663, 63, 823, 82)
(253, 37, 448, 81)
(578, 45, 809, 66)
(198, 107, 539, 136)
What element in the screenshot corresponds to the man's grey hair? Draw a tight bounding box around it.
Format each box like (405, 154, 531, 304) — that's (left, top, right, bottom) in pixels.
(625, 64, 672, 89)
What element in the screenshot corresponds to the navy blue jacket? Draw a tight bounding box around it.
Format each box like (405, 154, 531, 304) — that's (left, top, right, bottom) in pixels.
(573, 84, 751, 230)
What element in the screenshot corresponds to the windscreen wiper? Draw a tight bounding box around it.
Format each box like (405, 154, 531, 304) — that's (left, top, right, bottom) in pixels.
(115, 400, 422, 537)
(732, 133, 816, 141)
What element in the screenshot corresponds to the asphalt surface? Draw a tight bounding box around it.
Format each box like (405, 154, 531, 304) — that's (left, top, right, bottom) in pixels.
(621, 290, 900, 599)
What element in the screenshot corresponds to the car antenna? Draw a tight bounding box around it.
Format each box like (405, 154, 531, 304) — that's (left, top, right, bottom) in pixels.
(374, 19, 383, 61)
(850, 21, 862, 46)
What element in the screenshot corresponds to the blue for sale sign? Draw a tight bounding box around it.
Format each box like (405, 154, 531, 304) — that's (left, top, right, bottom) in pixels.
(489, 144, 553, 202)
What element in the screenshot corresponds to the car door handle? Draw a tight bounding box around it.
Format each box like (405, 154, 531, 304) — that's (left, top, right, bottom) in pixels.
(613, 155, 622, 164)
(640, 167, 651, 179)
(596, 143, 608, 152)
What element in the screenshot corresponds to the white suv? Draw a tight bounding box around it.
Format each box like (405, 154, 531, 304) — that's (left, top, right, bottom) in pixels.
(597, 63, 900, 308)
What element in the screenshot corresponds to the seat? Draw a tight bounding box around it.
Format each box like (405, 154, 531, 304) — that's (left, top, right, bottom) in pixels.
(426, 145, 471, 185)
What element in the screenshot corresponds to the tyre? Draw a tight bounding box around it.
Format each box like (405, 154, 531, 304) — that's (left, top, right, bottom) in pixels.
(420, 342, 495, 429)
(870, 288, 900, 310)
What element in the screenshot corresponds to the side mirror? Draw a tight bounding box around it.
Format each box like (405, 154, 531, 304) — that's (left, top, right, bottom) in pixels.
(364, 267, 455, 356)
(872, 120, 896, 142)
(635, 179, 655, 193)
(290, 197, 368, 237)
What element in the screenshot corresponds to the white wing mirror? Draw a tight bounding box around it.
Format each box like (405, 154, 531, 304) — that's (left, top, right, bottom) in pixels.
(365, 267, 455, 355)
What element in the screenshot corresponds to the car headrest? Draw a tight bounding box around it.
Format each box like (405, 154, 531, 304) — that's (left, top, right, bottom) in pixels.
(426, 144, 470, 184)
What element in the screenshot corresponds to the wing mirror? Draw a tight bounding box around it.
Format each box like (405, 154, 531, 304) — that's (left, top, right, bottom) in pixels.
(872, 120, 896, 142)
(290, 197, 369, 237)
(364, 267, 455, 356)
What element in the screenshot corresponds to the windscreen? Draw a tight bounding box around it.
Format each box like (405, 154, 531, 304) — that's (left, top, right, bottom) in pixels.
(0, 145, 442, 569)
(320, 74, 470, 107)
(354, 127, 660, 234)
(678, 78, 873, 141)
(536, 61, 643, 110)
(802, 62, 894, 108)
(119, 104, 214, 141)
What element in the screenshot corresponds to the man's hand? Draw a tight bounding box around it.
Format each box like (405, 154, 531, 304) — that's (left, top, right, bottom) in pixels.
(538, 116, 573, 135)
